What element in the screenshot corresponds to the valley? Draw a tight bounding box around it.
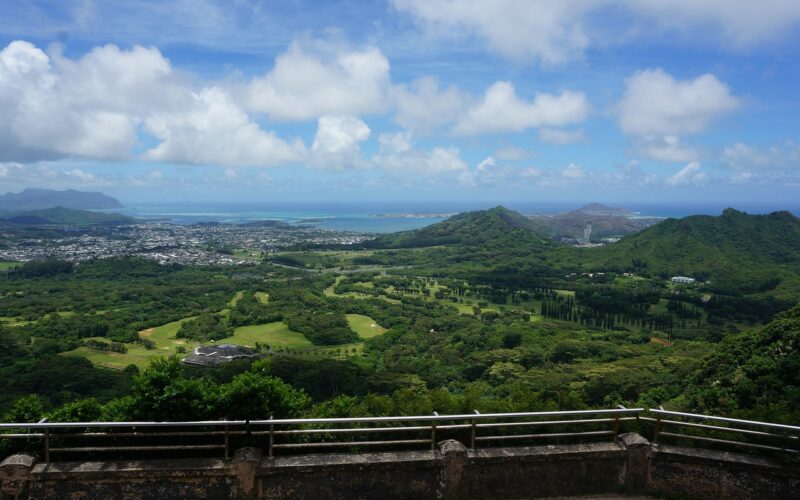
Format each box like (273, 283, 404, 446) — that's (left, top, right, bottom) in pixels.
(1, 205, 799, 429)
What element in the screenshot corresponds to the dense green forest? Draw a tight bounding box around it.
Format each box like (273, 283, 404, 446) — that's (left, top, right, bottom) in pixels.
(1, 207, 799, 431)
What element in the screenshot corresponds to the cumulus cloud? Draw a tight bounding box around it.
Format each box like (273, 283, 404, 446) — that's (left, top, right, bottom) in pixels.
(392, 76, 467, 133)
(143, 87, 307, 167)
(245, 41, 390, 121)
(0, 41, 151, 162)
(454, 82, 588, 135)
(665, 161, 707, 186)
(0, 40, 314, 168)
(310, 115, 371, 170)
(637, 135, 698, 162)
(373, 131, 469, 177)
(538, 128, 585, 144)
(617, 69, 739, 137)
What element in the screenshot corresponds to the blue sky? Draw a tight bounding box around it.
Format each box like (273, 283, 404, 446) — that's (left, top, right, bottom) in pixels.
(1, 0, 799, 207)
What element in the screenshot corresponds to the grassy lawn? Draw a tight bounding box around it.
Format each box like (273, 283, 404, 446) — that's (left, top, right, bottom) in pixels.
(0, 261, 20, 271)
(223, 322, 311, 348)
(229, 291, 245, 307)
(255, 291, 269, 304)
(233, 248, 262, 261)
(323, 276, 345, 297)
(63, 318, 199, 370)
(346, 314, 387, 339)
(63, 312, 365, 370)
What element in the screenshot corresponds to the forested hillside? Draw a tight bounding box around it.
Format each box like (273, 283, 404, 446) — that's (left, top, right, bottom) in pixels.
(579, 208, 800, 297)
(684, 304, 800, 424)
(1, 206, 799, 434)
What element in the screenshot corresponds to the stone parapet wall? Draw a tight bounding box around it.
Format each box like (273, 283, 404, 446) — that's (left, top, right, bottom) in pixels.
(2, 433, 799, 499)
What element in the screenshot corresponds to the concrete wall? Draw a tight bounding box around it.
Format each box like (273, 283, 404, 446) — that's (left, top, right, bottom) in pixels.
(2, 434, 799, 499)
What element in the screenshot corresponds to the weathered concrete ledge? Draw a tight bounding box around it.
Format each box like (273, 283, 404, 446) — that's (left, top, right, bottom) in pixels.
(2, 434, 799, 499)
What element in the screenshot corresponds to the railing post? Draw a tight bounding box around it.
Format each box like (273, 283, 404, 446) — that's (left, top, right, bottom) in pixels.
(614, 405, 625, 443)
(44, 428, 50, 463)
(268, 416, 274, 459)
(653, 407, 663, 445)
(431, 412, 439, 450)
(470, 410, 480, 450)
(224, 424, 230, 460)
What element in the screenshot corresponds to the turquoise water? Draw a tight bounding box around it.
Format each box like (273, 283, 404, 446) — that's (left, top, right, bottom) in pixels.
(109, 201, 799, 233)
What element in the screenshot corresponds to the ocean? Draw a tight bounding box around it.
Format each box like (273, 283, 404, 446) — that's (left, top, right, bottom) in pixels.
(107, 201, 800, 233)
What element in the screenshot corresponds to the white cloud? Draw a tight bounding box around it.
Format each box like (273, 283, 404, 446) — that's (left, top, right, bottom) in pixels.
(617, 69, 739, 137)
(373, 131, 469, 177)
(454, 81, 588, 135)
(561, 163, 585, 179)
(0, 40, 309, 168)
(720, 141, 800, 170)
(392, 76, 467, 133)
(538, 128, 585, 144)
(144, 87, 307, 167)
(245, 41, 390, 121)
(521, 167, 542, 179)
(638, 135, 698, 162)
(0, 41, 152, 162)
(666, 161, 707, 186)
(393, 0, 800, 64)
(310, 115, 371, 170)
(494, 147, 529, 161)
(627, 0, 800, 48)
(0, 162, 116, 189)
(391, 0, 592, 65)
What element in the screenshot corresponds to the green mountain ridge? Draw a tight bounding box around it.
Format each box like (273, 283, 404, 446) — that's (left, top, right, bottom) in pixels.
(0, 188, 123, 211)
(580, 208, 800, 295)
(361, 206, 800, 297)
(0, 206, 136, 226)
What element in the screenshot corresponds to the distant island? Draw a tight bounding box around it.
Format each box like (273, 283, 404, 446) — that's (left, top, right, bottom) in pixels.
(574, 203, 633, 216)
(0, 188, 123, 211)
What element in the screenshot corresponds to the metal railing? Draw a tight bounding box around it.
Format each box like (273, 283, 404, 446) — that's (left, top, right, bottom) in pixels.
(642, 407, 800, 454)
(2, 407, 799, 463)
(0, 408, 641, 462)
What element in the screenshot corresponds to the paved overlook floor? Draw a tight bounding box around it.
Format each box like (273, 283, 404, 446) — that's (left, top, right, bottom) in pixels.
(550, 496, 658, 499)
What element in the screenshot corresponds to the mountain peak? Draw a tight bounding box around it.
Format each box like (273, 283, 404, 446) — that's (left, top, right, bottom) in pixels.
(367, 206, 545, 248)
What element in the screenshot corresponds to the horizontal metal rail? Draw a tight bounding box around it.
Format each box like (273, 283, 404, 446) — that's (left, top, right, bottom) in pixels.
(5, 407, 797, 462)
(648, 409, 800, 432)
(647, 408, 800, 455)
(0, 408, 643, 462)
(0, 408, 641, 430)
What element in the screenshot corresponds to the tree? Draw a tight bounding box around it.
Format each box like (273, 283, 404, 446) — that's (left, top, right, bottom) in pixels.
(4, 394, 44, 423)
(217, 361, 310, 419)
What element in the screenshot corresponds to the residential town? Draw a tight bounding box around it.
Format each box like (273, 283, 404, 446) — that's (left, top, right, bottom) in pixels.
(0, 222, 371, 265)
